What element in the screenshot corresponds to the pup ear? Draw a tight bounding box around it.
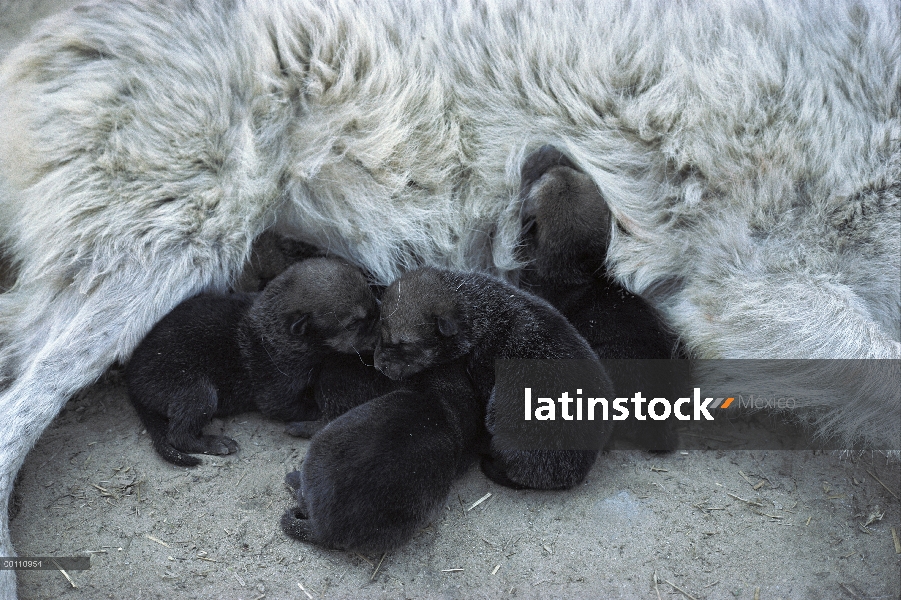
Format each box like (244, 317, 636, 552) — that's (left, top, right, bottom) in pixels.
(435, 314, 458, 337)
(290, 314, 309, 336)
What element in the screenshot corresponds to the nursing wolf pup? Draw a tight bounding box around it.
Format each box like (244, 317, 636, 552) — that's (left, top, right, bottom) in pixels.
(374, 267, 615, 490)
(234, 231, 397, 439)
(280, 361, 481, 552)
(126, 258, 380, 466)
(0, 0, 898, 596)
(518, 145, 685, 452)
(233, 230, 395, 438)
(234, 230, 323, 293)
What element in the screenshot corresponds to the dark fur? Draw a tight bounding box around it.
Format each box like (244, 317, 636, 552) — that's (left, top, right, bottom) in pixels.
(234, 231, 324, 293)
(126, 258, 380, 466)
(284, 352, 397, 438)
(280, 361, 481, 552)
(232, 230, 395, 438)
(518, 145, 685, 451)
(374, 267, 615, 490)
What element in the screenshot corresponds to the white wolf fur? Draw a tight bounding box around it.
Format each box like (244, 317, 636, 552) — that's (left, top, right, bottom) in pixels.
(0, 0, 898, 596)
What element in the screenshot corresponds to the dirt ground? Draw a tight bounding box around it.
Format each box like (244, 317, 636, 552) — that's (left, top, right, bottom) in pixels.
(3, 3, 901, 599)
(10, 370, 901, 600)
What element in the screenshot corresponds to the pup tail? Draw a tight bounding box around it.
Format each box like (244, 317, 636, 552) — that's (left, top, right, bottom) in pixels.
(280, 507, 315, 542)
(130, 402, 202, 467)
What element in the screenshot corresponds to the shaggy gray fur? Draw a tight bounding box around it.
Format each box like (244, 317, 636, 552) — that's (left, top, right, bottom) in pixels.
(0, 1, 898, 596)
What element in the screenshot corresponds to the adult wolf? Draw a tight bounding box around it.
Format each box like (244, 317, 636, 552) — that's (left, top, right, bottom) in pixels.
(0, 0, 898, 596)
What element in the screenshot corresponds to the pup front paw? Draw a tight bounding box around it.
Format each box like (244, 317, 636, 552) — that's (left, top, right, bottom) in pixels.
(479, 456, 527, 490)
(285, 420, 325, 439)
(284, 470, 303, 492)
(201, 435, 239, 456)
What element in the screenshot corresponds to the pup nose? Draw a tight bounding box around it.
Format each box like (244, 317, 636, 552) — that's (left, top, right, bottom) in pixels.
(373, 351, 402, 381)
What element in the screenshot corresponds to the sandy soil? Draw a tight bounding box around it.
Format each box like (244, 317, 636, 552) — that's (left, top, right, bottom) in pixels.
(3, 3, 900, 599)
(10, 369, 901, 600)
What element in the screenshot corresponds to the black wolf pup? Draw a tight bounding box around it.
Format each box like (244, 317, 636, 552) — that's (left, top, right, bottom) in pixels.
(374, 267, 615, 490)
(281, 361, 481, 552)
(518, 145, 685, 451)
(126, 258, 380, 466)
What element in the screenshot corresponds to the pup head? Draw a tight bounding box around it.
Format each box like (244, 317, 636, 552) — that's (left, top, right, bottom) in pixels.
(373, 268, 473, 380)
(249, 257, 380, 358)
(519, 145, 612, 286)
